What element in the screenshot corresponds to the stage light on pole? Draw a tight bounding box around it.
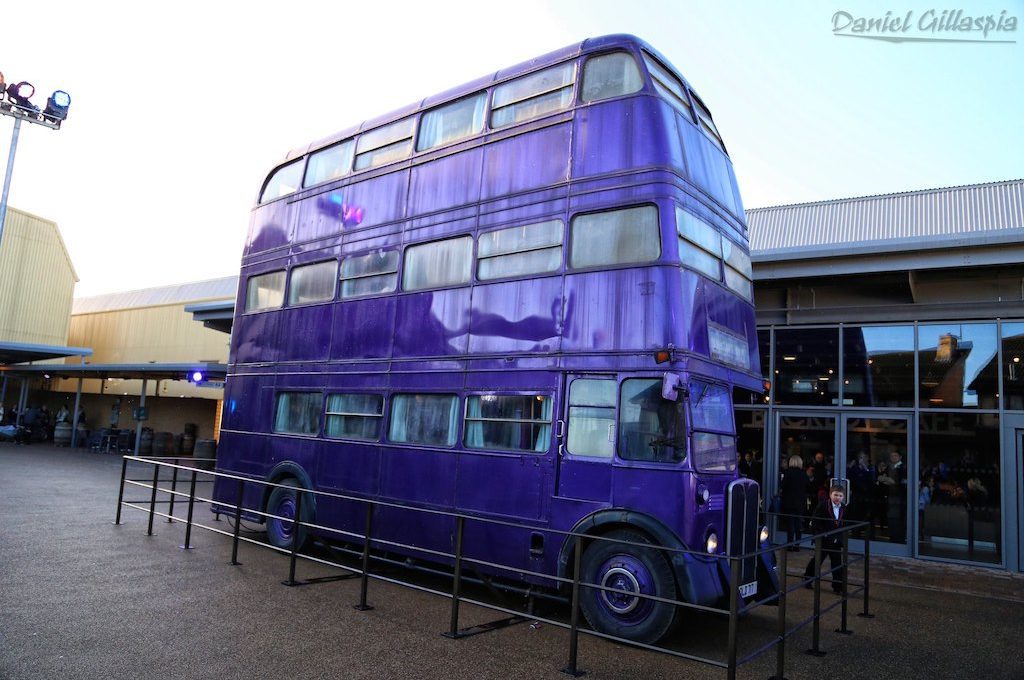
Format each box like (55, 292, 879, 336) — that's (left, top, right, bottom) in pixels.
(0, 71, 71, 252)
(43, 90, 71, 122)
(6, 81, 38, 111)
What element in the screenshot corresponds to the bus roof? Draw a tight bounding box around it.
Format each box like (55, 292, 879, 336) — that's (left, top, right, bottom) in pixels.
(278, 34, 697, 166)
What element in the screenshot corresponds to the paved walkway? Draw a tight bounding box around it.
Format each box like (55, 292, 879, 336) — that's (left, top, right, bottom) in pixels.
(1, 444, 1022, 679)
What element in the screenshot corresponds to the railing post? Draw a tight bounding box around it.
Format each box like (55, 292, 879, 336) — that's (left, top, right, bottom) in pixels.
(113, 456, 128, 525)
(561, 534, 584, 677)
(230, 478, 244, 566)
(180, 470, 197, 550)
(771, 546, 789, 680)
(805, 535, 826, 657)
(858, 534, 874, 619)
(443, 516, 466, 638)
(283, 489, 303, 586)
(836, 530, 852, 635)
(354, 502, 374, 611)
(166, 466, 179, 523)
(146, 462, 160, 536)
(727, 556, 740, 680)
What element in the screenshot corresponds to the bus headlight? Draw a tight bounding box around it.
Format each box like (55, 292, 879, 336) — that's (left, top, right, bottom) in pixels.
(759, 525, 769, 544)
(706, 532, 719, 554)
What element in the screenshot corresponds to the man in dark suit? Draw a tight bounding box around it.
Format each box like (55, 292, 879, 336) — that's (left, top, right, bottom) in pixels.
(804, 483, 847, 593)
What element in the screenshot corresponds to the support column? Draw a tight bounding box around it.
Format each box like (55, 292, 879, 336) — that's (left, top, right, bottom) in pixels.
(71, 378, 84, 448)
(15, 379, 28, 427)
(1, 375, 8, 405)
(134, 378, 148, 456)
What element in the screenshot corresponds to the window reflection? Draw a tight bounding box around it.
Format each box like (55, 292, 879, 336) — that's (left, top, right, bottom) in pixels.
(1002, 322, 1024, 411)
(919, 323, 998, 409)
(773, 328, 839, 406)
(918, 413, 1001, 564)
(842, 326, 914, 407)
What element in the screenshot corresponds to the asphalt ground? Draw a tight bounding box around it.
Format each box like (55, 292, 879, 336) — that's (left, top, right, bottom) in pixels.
(2, 444, 1023, 680)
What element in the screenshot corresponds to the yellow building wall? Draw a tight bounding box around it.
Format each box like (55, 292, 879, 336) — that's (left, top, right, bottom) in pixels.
(0, 207, 77, 345)
(58, 301, 230, 400)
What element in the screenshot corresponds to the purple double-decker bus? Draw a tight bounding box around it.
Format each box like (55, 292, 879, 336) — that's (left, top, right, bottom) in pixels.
(214, 34, 774, 643)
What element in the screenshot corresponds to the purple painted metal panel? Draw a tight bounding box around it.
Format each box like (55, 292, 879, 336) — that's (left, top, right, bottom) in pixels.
(560, 268, 673, 352)
(392, 289, 471, 358)
(246, 200, 293, 255)
(468, 278, 562, 354)
(317, 443, 379, 496)
(481, 124, 571, 199)
(330, 297, 396, 360)
(455, 452, 549, 519)
(299, 171, 408, 243)
(572, 98, 665, 179)
(408, 148, 483, 216)
(275, 306, 333, 362)
(379, 448, 456, 507)
(232, 312, 280, 364)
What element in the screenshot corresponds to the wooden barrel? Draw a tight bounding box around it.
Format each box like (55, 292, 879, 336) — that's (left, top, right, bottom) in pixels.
(152, 432, 174, 455)
(138, 429, 153, 455)
(53, 422, 72, 447)
(181, 432, 196, 455)
(76, 423, 88, 447)
(183, 422, 198, 437)
(194, 439, 217, 470)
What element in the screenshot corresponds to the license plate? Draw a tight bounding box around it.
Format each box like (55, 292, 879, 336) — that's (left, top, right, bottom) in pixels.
(739, 581, 758, 598)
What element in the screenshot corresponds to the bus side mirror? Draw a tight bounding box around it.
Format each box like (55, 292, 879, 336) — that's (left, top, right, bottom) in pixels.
(662, 373, 683, 401)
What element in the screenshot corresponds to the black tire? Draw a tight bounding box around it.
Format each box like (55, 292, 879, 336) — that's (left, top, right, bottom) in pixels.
(578, 529, 678, 644)
(265, 479, 312, 550)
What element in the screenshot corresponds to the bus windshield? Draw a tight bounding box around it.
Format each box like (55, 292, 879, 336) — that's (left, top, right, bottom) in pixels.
(690, 381, 737, 473)
(617, 378, 687, 463)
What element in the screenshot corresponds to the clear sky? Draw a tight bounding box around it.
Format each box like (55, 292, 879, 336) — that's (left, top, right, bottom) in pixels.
(2, 0, 1022, 297)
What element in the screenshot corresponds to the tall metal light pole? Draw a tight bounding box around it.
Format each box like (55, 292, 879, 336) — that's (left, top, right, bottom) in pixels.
(0, 78, 71, 250)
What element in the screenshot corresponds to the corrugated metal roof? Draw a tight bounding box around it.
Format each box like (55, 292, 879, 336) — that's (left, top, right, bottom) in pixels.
(73, 276, 239, 315)
(746, 179, 1024, 255)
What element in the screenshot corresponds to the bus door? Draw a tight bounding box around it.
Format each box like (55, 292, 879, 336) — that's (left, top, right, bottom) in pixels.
(556, 375, 616, 502)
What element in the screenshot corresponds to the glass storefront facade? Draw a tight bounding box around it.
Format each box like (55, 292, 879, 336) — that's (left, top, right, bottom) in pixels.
(740, 320, 1021, 567)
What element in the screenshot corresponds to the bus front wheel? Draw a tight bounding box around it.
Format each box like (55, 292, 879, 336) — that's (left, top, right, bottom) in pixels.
(265, 479, 310, 550)
(578, 529, 677, 644)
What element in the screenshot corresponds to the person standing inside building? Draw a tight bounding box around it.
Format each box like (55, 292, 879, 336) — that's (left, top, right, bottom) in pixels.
(780, 455, 808, 551)
(804, 483, 847, 593)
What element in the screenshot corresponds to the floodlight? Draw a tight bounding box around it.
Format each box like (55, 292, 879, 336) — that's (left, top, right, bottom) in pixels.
(43, 90, 71, 121)
(6, 81, 38, 110)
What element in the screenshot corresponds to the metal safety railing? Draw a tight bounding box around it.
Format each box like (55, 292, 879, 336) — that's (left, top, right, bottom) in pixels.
(114, 456, 875, 680)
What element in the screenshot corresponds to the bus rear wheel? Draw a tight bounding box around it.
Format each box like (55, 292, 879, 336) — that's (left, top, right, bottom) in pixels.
(265, 479, 310, 550)
(579, 529, 677, 644)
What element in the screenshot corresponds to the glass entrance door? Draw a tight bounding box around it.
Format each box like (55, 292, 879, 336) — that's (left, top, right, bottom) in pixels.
(774, 413, 838, 530)
(840, 415, 911, 554)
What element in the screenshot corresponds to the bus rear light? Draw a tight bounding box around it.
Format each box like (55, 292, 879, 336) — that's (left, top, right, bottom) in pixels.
(654, 350, 671, 364)
(696, 484, 710, 506)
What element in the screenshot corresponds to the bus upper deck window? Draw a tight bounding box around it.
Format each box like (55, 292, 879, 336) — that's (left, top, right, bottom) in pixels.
(642, 54, 693, 120)
(569, 205, 660, 269)
(417, 93, 486, 151)
(245, 270, 286, 312)
(581, 52, 642, 102)
(402, 236, 473, 292)
(690, 92, 727, 153)
(304, 140, 354, 188)
(354, 117, 415, 171)
(288, 260, 338, 306)
(491, 62, 575, 128)
(260, 160, 304, 203)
